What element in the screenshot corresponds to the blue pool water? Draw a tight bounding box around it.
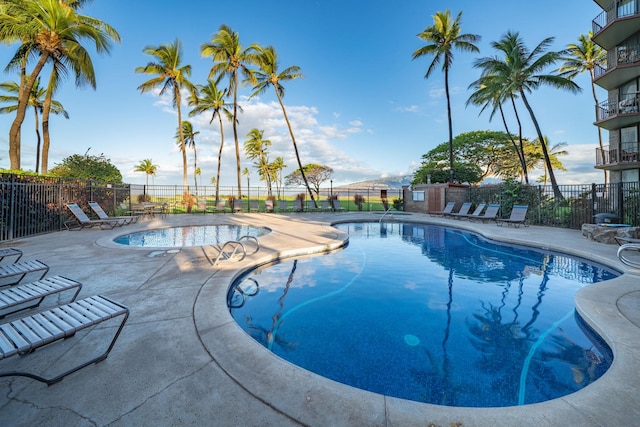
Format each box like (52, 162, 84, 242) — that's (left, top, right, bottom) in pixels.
(114, 225, 269, 247)
(228, 222, 618, 407)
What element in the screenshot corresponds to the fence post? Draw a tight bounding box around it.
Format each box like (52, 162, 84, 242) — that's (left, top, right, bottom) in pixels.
(618, 183, 625, 223)
(7, 174, 15, 240)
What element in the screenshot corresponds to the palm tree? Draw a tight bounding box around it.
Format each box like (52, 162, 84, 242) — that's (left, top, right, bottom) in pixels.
(200, 25, 260, 199)
(177, 120, 200, 198)
(188, 78, 234, 203)
(134, 159, 158, 187)
(412, 10, 480, 183)
(1, 0, 119, 170)
(244, 128, 273, 196)
(270, 156, 286, 199)
(473, 32, 581, 200)
(467, 74, 529, 184)
(248, 45, 317, 207)
(0, 77, 68, 173)
(135, 39, 196, 189)
(559, 32, 607, 185)
(532, 138, 568, 185)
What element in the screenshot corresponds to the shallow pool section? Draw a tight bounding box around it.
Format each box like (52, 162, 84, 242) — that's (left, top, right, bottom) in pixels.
(114, 225, 269, 247)
(228, 222, 618, 407)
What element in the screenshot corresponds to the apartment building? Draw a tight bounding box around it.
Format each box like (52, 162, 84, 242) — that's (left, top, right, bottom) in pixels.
(592, 0, 640, 183)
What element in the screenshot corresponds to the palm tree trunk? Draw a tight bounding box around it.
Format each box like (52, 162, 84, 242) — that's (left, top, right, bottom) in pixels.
(498, 104, 526, 183)
(33, 106, 41, 174)
(275, 90, 316, 207)
(215, 114, 225, 203)
(9, 53, 48, 170)
(510, 95, 529, 184)
(232, 72, 242, 199)
(444, 66, 454, 183)
(520, 90, 564, 200)
(175, 89, 188, 188)
(41, 69, 56, 174)
(193, 146, 198, 200)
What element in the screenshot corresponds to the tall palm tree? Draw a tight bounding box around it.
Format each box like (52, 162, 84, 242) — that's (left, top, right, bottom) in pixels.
(177, 120, 200, 197)
(188, 78, 234, 203)
(0, 77, 68, 173)
(134, 158, 158, 187)
(412, 10, 480, 183)
(559, 31, 607, 185)
(200, 25, 260, 199)
(244, 128, 273, 196)
(473, 32, 581, 200)
(248, 45, 316, 206)
(1, 0, 119, 170)
(135, 39, 196, 189)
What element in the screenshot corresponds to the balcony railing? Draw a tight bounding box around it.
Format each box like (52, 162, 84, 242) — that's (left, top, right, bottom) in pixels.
(596, 92, 640, 122)
(594, 43, 640, 80)
(593, 0, 640, 34)
(596, 144, 640, 167)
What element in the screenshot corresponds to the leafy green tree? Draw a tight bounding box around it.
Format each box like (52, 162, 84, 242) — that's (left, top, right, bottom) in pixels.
(134, 158, 158, 186)
(201, 25, 260, 199)
(135, 39, 195, 188)
(1, 0, 119, 170)
(188, 78, 234, 203)
(412, 10, 480, 183)
(473, 31, 580, 199)
(285, 164, 333, 198)
(559, 31, 607, 184)
(50, 152, 122, 182)
(412, 162, 482, 185)
(0, 77, 68, 173)
(244, 128, 272, 196)
(248, 45, 317, 207)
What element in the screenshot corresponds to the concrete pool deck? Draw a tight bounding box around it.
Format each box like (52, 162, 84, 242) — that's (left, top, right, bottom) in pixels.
(0, 211, 639, 426)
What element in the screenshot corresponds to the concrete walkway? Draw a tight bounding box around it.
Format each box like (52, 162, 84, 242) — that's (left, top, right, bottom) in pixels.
(0, 212, 639, 426)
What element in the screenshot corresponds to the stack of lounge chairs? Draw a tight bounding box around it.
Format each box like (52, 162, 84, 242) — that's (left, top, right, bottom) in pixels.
(0, 247, 129, 385)
(65, 202, 140, 230)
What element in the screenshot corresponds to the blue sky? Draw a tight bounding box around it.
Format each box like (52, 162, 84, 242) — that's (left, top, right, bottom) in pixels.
(0, 0, 606, 186)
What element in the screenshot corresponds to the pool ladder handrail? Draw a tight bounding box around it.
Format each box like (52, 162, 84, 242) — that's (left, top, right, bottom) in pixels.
(213, 235, 260, 266)
(617, 243, 640, 269)
(379, 205, 394, 223)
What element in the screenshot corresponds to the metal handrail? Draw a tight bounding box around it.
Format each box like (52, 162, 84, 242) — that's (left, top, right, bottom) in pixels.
(379, 205, 393, 223)
(617, 243, 640, 268)
(213, 235, 261, 266)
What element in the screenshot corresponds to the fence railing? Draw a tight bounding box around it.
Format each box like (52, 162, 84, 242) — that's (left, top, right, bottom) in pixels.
(1, 174, 639, 242)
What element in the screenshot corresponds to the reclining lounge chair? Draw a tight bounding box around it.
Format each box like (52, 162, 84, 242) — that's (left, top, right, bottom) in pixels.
(496, 205, 529, 228)
(64, 203, 123, 230)
(89, 201, 139, 225)
(0, 295, 129, 385)
(470, 204, 500, 223)
(0, 275, 82, 319)
(0, 259, 49, 286)
(429, 201, 455, 217)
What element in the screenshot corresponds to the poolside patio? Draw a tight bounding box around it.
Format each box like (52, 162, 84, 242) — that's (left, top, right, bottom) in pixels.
(0, 212, 639, 427)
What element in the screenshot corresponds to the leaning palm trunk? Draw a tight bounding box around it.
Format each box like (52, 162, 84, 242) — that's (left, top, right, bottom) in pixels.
(520, 90, 563, 200)
(274, 90, 316, 207)
(215, 113, 225, 203)
(33, 105, 41, 174)
(41, 68, 57, 174)
(508, 95, 529, 184)
(498, 104, 527, 184)
(232, 73, 242, 198)
(8, 53, 48, 169)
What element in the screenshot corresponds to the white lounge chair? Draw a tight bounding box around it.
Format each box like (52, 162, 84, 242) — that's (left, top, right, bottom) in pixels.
(65, 203, 123, 230)
(89, 201, 139, 225)
(0, 275, 82, 319)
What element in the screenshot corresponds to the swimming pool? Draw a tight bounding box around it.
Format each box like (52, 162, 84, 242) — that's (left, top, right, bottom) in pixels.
(113, 224, 269, 247)
(228, 222, 618, 407)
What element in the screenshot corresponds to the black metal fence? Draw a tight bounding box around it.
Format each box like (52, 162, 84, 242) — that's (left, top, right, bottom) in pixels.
(1, 173, 639, 242)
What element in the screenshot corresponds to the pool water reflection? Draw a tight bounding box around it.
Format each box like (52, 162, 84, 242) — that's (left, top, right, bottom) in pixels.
(229, 222, 617, 407)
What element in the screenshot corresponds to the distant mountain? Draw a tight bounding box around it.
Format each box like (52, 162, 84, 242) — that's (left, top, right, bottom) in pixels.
(334, 176, 412, 190)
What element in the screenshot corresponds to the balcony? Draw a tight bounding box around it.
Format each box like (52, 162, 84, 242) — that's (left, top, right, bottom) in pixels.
(594, 44, 640, 90)
(595, 93, 640, 130)
(592, 0, 640, 50)
(596, 144, 640, 170)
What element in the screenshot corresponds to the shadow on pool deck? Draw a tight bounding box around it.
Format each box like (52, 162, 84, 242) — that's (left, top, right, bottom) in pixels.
(0, 211, 639, 427)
